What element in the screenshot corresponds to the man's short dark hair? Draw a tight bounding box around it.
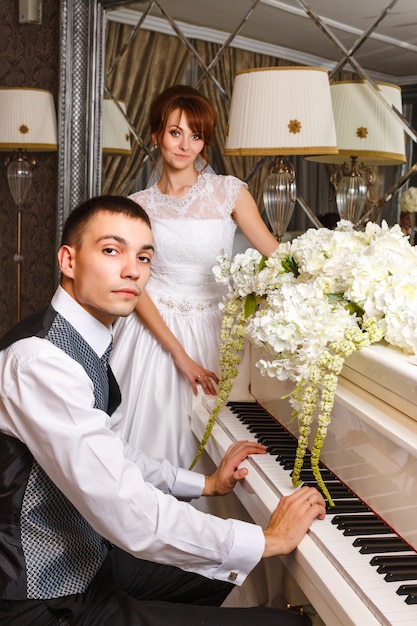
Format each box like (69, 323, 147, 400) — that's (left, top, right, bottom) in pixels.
(61, 195, 151, 249)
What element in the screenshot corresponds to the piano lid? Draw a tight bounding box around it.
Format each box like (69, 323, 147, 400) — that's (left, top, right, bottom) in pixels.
(342, 341, 417, 424)
(248, 340, 417, 425)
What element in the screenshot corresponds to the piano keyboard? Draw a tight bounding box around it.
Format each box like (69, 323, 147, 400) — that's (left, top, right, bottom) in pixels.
(191, 399, 417, 626)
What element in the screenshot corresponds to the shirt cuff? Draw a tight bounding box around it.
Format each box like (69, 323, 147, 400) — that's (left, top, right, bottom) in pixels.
(172, 467, 205, 500)
(214, 519, 265, 586)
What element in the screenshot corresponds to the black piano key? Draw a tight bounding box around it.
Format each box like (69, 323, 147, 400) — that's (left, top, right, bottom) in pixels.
(353, 536, 412, 554)
(238, 417, 277, 425)
(406, 596, 417, 605)
(380, 563, 417, 574)
(242, 417, 276, 423)
(397, 584, 417, 595)
(234, 411, 273, 419)
(335, 517, 388, 529)
(319, 483, 356, 493)
(259, 437, 297, 446)
(228, 401, 263, 408)
(249, 426, 293, 434)
(269, 451, 303, 461)
(371, 555, 417, 567)
(293, 468, 335, 478)
(230, 403, 265, 408)
(259, 437, 294, 445)
(281, 457, 314, 468)
(331, 511, 389, 534)
(327, 501, 371, 514)
(397, 584, 417, 603)
(254, 432, 295, 440)
(250, 430, 289, 438)
(332, 514, 376, 525)
(343, 525, 393, 537)
(305, 484, 357, 499)
(246, 425, 289, 437)
(381, 565, 417, 581)
(238, 419, 278, 426)
(340, 518, 387, 526)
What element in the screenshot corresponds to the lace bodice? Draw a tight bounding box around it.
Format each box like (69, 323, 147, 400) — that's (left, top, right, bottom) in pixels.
(130, 173, 245, 220)
(129, 174, 245, 305)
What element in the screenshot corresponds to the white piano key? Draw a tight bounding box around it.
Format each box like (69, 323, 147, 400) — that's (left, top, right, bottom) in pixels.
(191, 401, 417, 625)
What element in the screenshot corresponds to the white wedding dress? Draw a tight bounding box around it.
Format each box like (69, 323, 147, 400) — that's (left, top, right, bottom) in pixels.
(111, 172, 242, 467)
(111, 172, 286, 609)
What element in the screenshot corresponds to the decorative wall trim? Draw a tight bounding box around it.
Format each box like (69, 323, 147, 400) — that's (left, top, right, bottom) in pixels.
(57, 0, 104, 246)
(107, 7, 417, 86)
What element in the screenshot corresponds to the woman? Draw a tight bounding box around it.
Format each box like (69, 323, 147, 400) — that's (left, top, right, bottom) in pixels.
(111, 85, 278, 467)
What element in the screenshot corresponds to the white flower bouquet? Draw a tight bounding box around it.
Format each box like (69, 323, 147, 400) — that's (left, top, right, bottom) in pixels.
(191, 220, 417, 504)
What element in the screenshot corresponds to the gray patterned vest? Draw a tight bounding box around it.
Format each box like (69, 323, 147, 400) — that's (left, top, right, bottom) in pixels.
(0, 305, 121, 599)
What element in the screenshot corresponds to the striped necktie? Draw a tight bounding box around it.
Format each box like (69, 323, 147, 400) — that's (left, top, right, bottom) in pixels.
(101, 338, 113, 369)
(102, 338, 121, 416)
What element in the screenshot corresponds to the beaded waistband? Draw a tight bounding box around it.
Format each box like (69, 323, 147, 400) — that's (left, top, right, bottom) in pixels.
(157, 296, 216, 313)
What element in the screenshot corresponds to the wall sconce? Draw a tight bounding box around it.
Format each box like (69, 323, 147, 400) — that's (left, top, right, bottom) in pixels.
(0, 87, 57, 322)
(307, 80, 406, 225)
(103, 99, 132, 155)
(224, 66, 338, 240)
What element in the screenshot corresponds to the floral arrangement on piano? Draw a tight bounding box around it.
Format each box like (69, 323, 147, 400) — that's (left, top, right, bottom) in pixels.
(190, 219, 417, 505)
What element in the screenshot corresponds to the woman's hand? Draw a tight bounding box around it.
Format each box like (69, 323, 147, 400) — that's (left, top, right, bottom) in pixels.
(134, 292, 219, 395)
(173, 350, 218, 396)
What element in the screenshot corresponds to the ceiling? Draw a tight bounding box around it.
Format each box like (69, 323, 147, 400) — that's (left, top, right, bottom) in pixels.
(120, 0, 417, 84)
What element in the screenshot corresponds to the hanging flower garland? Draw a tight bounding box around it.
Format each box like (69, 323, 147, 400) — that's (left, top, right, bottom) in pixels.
(189, 298, 247, 470)
(190, 220, 417, 502)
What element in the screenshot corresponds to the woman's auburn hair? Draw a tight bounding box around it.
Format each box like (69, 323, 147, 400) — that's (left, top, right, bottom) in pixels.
(150, 84, 217, 162)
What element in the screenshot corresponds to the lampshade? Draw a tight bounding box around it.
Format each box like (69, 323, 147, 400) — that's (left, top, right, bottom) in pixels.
(0, 88, 57, 151)
(103, 99, 132, 155)
(224, 66, 338, 157)
(307, 80, 406, 165)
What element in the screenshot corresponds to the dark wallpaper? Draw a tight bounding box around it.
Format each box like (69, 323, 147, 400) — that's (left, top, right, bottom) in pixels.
(0, 0, 59, 336)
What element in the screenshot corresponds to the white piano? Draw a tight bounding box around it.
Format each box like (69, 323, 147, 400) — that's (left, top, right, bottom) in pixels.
(191, 341, 417, 626)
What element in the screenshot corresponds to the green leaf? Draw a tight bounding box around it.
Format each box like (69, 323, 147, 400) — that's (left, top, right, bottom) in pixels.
(345, 301, 364, 317)
(326, 292, 344, 302)
(244, 293, 258, 319)
(282, 255, 299, 277)
(326, 293, 364, 317)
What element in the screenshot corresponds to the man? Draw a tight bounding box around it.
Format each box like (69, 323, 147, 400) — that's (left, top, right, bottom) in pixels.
(0, 195, 325, 625)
